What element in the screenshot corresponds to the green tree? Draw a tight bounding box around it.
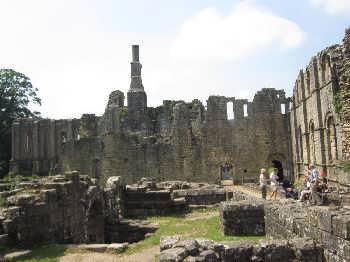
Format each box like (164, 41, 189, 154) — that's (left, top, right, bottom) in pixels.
(0, 69, 41, 178)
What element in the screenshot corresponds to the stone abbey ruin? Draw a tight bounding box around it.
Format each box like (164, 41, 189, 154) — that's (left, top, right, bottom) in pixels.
(1, 28, 350, 261)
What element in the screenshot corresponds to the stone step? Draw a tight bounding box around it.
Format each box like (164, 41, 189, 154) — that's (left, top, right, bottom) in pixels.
(68, 243, 129, 253)
(4, 250, 32, 261)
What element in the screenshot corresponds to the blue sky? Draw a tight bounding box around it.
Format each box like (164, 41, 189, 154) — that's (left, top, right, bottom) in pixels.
(0, 0, 349, 118)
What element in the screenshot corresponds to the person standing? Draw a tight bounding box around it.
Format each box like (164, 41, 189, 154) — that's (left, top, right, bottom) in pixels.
(309, 165, 321, 205)
(259, 168, 268, 199)
(269, 168, 278, 200)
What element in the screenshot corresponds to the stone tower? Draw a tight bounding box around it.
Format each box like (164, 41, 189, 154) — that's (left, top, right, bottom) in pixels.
(127, 45, 148, 131)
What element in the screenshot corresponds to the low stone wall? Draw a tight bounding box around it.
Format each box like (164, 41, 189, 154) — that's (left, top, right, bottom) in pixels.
(123, 180, 228, 217)
(220, 200, 265, 236)
(123, 187, 187, 217)
(265, 200, 350, 261)
(173, 188, 226, 206)
(105, 219, 158, 243)
(159, 236, 324, 262)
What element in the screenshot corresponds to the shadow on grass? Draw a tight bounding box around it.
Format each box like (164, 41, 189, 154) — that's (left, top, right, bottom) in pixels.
(16, 244, 67, 262)
(127, 211, 188, 220)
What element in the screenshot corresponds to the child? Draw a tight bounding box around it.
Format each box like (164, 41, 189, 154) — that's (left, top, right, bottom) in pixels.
(269, 168, 278, 200)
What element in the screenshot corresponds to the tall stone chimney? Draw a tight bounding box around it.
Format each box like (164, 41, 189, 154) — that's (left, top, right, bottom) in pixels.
(129, 45, 144, 92)
(127, 45, 147, 132)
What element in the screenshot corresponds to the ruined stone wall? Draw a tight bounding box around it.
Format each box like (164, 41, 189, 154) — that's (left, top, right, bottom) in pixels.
(220, 200, 265, 236)
(99, 88, 290, 184)
(290, 29, 350, 186)
(265, 201, 350, 262)
(159, 236, 324, 262)
(0, 172, 108, 248)
(59, 138, 103, 179)
(10, 46, 291, 185)
(10, 118, 80, 176)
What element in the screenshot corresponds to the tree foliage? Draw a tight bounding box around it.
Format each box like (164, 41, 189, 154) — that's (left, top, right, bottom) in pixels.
(0, 69, 41, 177)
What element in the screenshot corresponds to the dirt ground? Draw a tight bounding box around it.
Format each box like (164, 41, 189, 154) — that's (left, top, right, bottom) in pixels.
(60, 246, 159, 262)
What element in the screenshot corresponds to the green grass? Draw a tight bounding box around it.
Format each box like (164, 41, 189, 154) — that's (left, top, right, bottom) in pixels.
(124, 208, 264, 255)
(0, 195, 6, 207)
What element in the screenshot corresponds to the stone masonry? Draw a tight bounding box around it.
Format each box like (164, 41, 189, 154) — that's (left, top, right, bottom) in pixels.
(159, 236, 324, 262)
(290, 28, 350, 187)
(10, 45, 291, 185)
(220, 200, 265, 236)
(0, 172, 122, 248)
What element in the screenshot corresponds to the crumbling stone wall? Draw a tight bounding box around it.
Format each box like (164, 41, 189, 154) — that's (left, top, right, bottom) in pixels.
(339, 28, 350, 161)
(265, 200, 350, 261)
(122, 179, 227, 217)
(10, 46, 291, 184)
(290, 28, 350, 187)
(97, 87, 290, 184)
(220, 200, 265, 236)
(10, 118, 80, 176)
(0, 172, 122, 248)
(159, 236, 324, 262)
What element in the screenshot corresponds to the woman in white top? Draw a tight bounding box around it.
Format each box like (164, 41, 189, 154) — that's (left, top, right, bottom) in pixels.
(269, 168, 278, 200)
(259, 168, 268, 199)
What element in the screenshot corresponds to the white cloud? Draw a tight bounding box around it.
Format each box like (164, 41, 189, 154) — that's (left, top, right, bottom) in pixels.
(310, 0, 350, 14)
(0, 0, 303, 119)
(170, 1, 305, 62)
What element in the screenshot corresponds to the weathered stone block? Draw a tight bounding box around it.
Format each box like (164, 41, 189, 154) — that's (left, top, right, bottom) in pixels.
(220, 201, 265, 236)
(332, 213, 350, 240)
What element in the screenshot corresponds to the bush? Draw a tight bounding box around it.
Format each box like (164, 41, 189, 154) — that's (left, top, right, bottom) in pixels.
(119, 107, 128, 118)
(0, 196, 6, 207)
(341, 160, 350, 173)
(333, 90, 344, 115)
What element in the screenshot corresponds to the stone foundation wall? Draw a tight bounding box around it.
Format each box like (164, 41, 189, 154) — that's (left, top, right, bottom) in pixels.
(173, 187, 226, 206)
(159, 236, 324, 262)
(123, 187, 187, 217)
(122, 180, 228, 217)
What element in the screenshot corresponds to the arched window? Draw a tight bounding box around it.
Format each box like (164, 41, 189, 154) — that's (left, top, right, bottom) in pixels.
(25, 133, 30, 153)
(326, 116, 337, 162)
(61, 132, 67, 143)
(281, 104, 286, 114)
(298, 126, 303, 162)
(306, 70, 311, 96)
(243, 104, 248, 117)
(227, 101, 234, 120)
(309, 121, 316, 163)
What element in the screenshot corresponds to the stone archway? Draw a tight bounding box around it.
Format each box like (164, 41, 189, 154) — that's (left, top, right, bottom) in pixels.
(87, 199, 105, 243)
(219, 162, 234, 185)
(267, 153, 287, 181)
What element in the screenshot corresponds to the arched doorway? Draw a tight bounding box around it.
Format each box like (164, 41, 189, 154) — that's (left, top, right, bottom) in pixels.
(272, 160, 284, 182)
(220, 162, 233, 185)
(87, 200, 104, 243)
(267, 153, 287, 181)
(309, 121, 316, 164)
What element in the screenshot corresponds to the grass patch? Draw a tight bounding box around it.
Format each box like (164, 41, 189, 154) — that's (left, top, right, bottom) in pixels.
(124, 208, 264, 255)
